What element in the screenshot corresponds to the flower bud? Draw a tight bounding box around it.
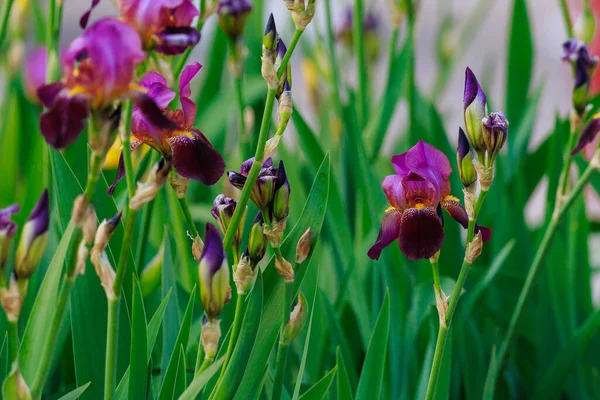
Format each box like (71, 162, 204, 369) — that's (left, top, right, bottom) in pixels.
(263, 13, 278, 52)
(463, 67, 488, 155)
(93, 211, 123, 257)
(296, 228, 312, 264)
(218, 0, 253, 42)
(273, 160, 290, 222)
(562, 40, 599, 113)
(0, 204, 19, 269)
(277, 80, 292, 127)
(201, 316, 222, 361)
(233, 255, 256, 293)
(130, 157, 172, 210)
(481, 111, 508, 164)
(248, 213, 267, 267)
(15, 190, 49, 280)
(281, 292, 308, 345)
(457, 128, 477, 188)
(211, 194, 242, 247)
(275, 254, 294, 282)
(228, 158, 278, 211)
(199, 223, 230, 320)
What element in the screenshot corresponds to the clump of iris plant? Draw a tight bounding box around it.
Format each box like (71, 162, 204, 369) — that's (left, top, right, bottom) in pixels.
(37, 18, 172, 153)
(81, 0, 201, 55)
(108, 62, 225, 195)
(367, 141, 491, 261)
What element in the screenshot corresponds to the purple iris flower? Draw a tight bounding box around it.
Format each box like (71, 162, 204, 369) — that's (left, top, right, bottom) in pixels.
(37, 18, 173, 150)
(81, 0, 200, 55)
(199, 223, 230, 319)
(108, 62, 225, 194)
(368, 141, 491, 261)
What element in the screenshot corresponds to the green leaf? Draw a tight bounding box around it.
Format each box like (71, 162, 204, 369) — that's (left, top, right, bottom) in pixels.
(161, 230, 183, 378)
(505, 0, 533, 125)
(336, 348, 354, 400)
(292, 269, 321, 400)
(158, 287, 196, 400)
(211, 272, 264, 400)
(173, 345, 187, 398)
(235, 154, 331, 398)
(19, 222, 74, 383)
(355, 291, 390, 400)
(115, 289, 172, 399)
(128, 278, 148, 399)
(179, 357, 224, 400)
(298, 367, 338, 400)
(57, 382, 91, 400)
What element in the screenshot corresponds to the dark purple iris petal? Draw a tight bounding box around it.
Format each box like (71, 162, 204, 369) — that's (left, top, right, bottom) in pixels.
(132, 93, 180, 133)
(367, 209, 402, 260)
(240, 157, 272, 176)
(37, 82, 66, 108)
(572, 116, 600, 156)
(440, 197, 492, 242)
(80, 0, 103, 28)
(39, 94, 90, 149)
(170, 131, 225, 185)
(464, 67, 486, 109)
(28, 190, 50, 238)
(398, 207, 445, 260)
(228, 171, 247, 189)
(155, 27, 200, 55)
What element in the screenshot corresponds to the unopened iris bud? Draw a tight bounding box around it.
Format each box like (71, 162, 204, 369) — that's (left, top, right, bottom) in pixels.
(263, 13, 278, 52)
(281, 292, 308, 345)
(481, 111, 508, 164)
(211, 194, 244, 249)
(15, 190, 49, 280)
(198, 223, 230, 320)
(278, 80, 292, 124)
(248, 213, 267, 267)
(562, 39, 599, 113)
(273, 161, 290, 222)
(457, 128, 477, 188)
(228, 158, 278, 210)
(463, 67, 488, 155)
(0, 204, 19, 270)
(218, 0, 253, 42)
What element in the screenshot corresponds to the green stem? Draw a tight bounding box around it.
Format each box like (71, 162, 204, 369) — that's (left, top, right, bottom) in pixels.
(406, 0, 416, 144)
(215, 292, 247, 380)
(352, 0, 368, 128)
(229, 40, 248, 153)
(0, 0, 14, 50)
(559, 0, 574, 38)
(174, 19, 206, 79)
(430, 256, 442, 299)
(136, 198, 155, 271)
(178, 196, 199, 239)
(30, 277, 75, 399)
(278, 30, 302, 80)
(103, 298, 119, 400)
(8, 320, 18, 364)
(425, 189, 488, 400)
(489, 159, 599, 385)
(196, 357, 213, 377)
(272, 282, 294, 400)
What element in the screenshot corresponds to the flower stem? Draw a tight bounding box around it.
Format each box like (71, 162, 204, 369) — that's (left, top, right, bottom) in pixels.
(278, 30, 303, 80)
(425, 189, 488, 399)
(0, 0, 15, 50)
(487, 153, 599, 388)
(196, 357, 213, 377)
(178, 196, 199, 239)
(215, 292, 247, 380)
(272, 281, 294, 400)
(174, 18, 206, 79)
(352, 0, 368, 128)
(559, 0, 574, 38)
(103, 298, 119, 400)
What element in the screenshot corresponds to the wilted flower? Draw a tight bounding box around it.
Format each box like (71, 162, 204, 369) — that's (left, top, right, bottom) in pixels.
(23, 47, 49, 102)
(15, 190, 49, 279)
(37, 18, 172, 151)
(199, 223, 230, 320)
(228, 157, 277, 211)
(0, 204, 19, 269)
(562, 39, 599, 112)
(218, 0, 253, 41)
(368, 141, 491, 261)
(481, 111, 508, 164)
(108, 62, 225, 194)
(81, 0, 201, 55)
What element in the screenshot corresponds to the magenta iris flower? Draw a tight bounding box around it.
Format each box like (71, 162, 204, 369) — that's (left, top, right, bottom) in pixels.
(37, 18, 172, 150)
(81, 0, 200, 55)
(108, 62, 225, 194)
(368, 141, 491, 261)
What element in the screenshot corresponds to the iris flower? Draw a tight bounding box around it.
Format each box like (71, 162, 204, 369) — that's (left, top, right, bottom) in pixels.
(368, 141, 491, 261)
(37, 18, 172, 150)
(81, 0, 200, 55)
(108, 62, 225, 194)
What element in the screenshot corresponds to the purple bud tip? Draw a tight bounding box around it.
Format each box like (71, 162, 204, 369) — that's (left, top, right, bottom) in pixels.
(464, 67, 485, 108)
(283, 79, 291, 92)
(277, 40, 287, 60)
(201, 223, 226, 275)
(483, 111, 508, 133)
(107, 210, 123, 228)
(254, 211, 263, 224)
(457, 127, 471, 159)
(265, 13, 276, 36)
(275, 160, 289, 192)
(28, 189, 50, 237)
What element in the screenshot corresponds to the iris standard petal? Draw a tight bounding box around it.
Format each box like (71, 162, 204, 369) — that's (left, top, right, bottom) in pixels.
(367, 209, 402, 260)
(169, 130, 226, 185)
(382, 175, 405, 210)
(397, 206, 445, 260)
(402, 172, 438, 207)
